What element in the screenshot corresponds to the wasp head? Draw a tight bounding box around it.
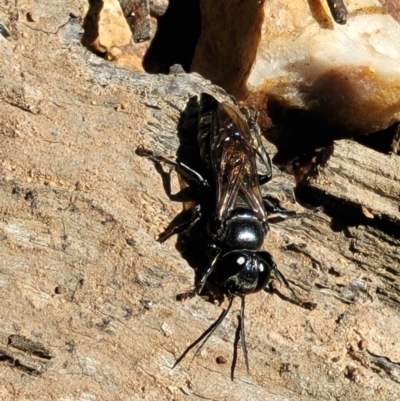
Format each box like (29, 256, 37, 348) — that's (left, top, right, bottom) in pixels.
(210, 250, 272, 296)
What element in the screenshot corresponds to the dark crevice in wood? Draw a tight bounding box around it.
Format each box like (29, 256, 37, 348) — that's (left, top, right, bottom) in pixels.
(142, 0, 201, 73)
(265, 107, 339, 167)
(296, 187, 400, 238)
(355, 122, 400, 155)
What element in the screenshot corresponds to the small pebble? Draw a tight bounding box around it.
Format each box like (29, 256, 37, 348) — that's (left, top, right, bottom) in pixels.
(26, 12, 36, 22)
(358, 338, 368, 350)
(107, 47, 122, 60)
(216, 356, 227, 364)
(55, 286, 66, 294)
(346, 366, 360, 380)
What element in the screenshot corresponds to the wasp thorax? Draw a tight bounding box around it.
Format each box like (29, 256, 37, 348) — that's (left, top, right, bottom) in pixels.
(222, 209, 266, 250)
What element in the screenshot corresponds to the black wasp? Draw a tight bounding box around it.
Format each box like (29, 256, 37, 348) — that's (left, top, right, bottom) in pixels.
(136, 93, 297, 379)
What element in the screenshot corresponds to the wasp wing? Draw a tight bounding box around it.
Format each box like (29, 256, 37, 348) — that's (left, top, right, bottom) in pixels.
(210, 101, 267, 222)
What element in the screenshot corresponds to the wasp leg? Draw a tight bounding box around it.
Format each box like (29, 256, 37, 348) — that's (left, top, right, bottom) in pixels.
(267, 204, 324, 224)
(152, 159, 196, 203)
(264, 274, 299, 305)
(158, 205, 201, 243)
(136, 145, 209, 189)
(194, 245, 222, 295)
(263, 195, 297, 216)
(176, 291, 196, 302)
(258, 173, 273, 186)
(265, 281, 317, 311)
(257, 251, 289, 289)
(261, 253, 317, 310)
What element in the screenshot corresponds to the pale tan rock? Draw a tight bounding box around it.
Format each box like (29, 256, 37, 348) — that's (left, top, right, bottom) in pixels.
(191, 0, 400, 135)
(82, 0, 132, 51)
(114, 52, 145, 70)
(82, 0, 143, 71)
(191, 0, 263, 100)
(249, 0, 400, 134)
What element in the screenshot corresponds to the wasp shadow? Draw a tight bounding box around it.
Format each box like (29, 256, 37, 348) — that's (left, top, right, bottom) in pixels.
(167, 96, 213, 281)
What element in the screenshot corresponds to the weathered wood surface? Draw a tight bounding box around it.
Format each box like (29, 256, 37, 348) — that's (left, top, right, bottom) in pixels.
(295, 139, 400, 311)
(299, 140, 400, 225)
(0, 1, 400, 400)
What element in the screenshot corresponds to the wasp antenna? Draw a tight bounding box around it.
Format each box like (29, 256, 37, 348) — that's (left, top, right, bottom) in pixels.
(231, 296, 249, 380)
(231, 314, 240, 381)
(240, 296, 249, 374)
(173, 296, 234, 369)
(194, 296, 234, 358)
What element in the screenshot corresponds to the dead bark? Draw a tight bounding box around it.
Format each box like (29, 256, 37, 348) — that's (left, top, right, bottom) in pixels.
(0, 1, 399, 400)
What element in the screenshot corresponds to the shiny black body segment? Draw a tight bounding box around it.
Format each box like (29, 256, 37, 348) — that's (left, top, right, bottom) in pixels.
(136, 93, 292, 379)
